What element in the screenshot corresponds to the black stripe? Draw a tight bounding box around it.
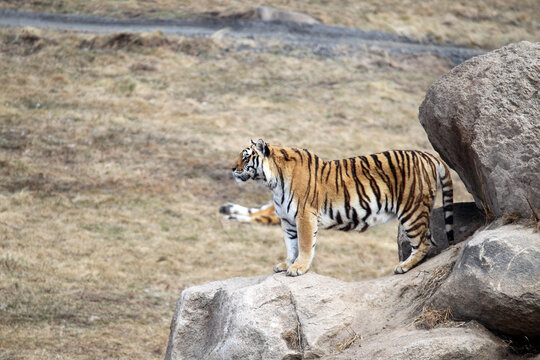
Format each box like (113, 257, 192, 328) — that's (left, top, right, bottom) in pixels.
(261, 216, 272, 223)
(286, 229, 298, 239)
(395, 151, 407, 214)
(343, 159, 350, 177)
(303, 150, 313, 210)
(293, 148, 304, 165)
(382, 151, 399, 212)
(351, 208, 359, 229)
(311, 155, 320, 206)
(360, 157, 381, 210)
(335, 211, 343, 224)
(400, 204, 419, 225)
(282, 218, 294, 227)
(287, 190, 295, 213)
(405, 221, 425, 234)
(334, 160, 340, 192)
(343, 186, 351, 218)
(278, 167, 285, 204)
(371, 154, 394, 208)
(350, 157, 371, 220)
(320, 161, 328, 182)
(325, 161, 332, 183)
(280, 149, 291, 161)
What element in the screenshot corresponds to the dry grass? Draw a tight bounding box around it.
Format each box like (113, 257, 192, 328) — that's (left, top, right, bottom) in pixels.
(1, 0, 538, 49)
(0, 26, 475, 359)
(412, 307, 459, 330)
(336, 327, 361, 351)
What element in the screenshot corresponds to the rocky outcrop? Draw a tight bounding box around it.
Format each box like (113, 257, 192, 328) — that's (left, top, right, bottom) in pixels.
(430, 223, 540, 337)
(165, 235, 537, 360)
(397, 202, 486, 261)
(419, 41, 540, 219)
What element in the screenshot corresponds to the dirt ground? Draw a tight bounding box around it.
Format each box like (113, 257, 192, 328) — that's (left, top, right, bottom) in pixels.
(0, 3, 532, 358)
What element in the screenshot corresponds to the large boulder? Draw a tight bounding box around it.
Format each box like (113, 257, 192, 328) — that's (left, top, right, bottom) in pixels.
(165, 244, 517, 360)
(419, 41, 540, 219)
(431, 223, 540, 336)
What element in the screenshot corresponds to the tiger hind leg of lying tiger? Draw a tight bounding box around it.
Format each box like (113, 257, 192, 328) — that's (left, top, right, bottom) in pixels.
(219, 201, 281, 225)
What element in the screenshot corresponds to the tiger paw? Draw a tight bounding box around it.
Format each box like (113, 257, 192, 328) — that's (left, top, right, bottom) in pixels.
(286, 262, 309, 277)
(393, 263, 411, 274)
(273, 262, 288, 273)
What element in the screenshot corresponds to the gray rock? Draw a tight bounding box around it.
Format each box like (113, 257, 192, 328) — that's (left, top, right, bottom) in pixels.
(255, 6, 321, 24)
(165, 246, 495, 360)
(325, 323, 511, 360)
(431, 223, 540, 336)
(222, 6, 321, 24)
(419, 41, 540, 219)
(165, 224, 539, 359)
(398, 202, 486, 261)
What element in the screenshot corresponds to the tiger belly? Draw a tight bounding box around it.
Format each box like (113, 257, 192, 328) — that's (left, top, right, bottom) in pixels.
(318, 206, 395, 232)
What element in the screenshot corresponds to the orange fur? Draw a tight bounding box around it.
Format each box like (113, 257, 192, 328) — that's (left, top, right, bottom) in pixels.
(229, 139, 453, 276)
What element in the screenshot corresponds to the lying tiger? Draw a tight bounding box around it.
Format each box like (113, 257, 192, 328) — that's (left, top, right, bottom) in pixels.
(224, 139, 454, 276)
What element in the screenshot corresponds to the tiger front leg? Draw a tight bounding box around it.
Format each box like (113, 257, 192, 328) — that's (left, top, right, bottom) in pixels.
(287, 213, 318, 277)
(274, 221, 299, 273)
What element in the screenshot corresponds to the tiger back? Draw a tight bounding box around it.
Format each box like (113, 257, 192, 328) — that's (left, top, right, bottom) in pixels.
(231, 139, 453, 276)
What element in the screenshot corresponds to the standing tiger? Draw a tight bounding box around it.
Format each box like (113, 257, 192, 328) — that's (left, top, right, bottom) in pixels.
(228, 139, 454, 276)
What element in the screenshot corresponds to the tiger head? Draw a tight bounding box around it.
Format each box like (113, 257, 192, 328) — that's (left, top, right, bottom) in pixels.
(232, 139, 271, 183)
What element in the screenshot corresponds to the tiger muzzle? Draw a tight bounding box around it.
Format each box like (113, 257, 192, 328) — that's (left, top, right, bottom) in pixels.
(233, 170, 251, 182)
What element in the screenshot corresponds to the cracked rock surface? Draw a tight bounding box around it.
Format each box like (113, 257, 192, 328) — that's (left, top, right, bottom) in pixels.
(419, 41, 540, 219)
(430, 223, 540, 337)
(164, 233, 536, 359)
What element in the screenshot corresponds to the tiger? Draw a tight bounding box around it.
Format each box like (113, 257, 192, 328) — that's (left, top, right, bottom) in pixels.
(229, 139, 454, 276)
(219, 201, 280, 225)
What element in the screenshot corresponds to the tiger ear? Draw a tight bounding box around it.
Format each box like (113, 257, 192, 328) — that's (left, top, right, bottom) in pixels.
(255, 139, 270, 157)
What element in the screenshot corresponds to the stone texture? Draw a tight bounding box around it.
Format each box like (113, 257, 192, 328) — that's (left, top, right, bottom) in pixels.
(398, 202, 486, 261)
(431, 223, 540, 336)
(166, 223, 540, 359)
(419, 41, 540, 219)
(325, 323, 511, 360)
(165, 246, 464, 360)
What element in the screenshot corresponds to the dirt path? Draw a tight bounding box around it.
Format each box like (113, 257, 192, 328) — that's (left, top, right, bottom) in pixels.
(0, 9, 484, 63)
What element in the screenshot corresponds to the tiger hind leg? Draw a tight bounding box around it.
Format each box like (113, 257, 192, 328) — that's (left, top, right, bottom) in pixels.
(219, 202, 280, 225)
(394, 217, 431, 274)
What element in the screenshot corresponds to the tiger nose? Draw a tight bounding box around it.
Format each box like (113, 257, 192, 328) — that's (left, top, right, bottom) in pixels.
(232, 167, 236, 172)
